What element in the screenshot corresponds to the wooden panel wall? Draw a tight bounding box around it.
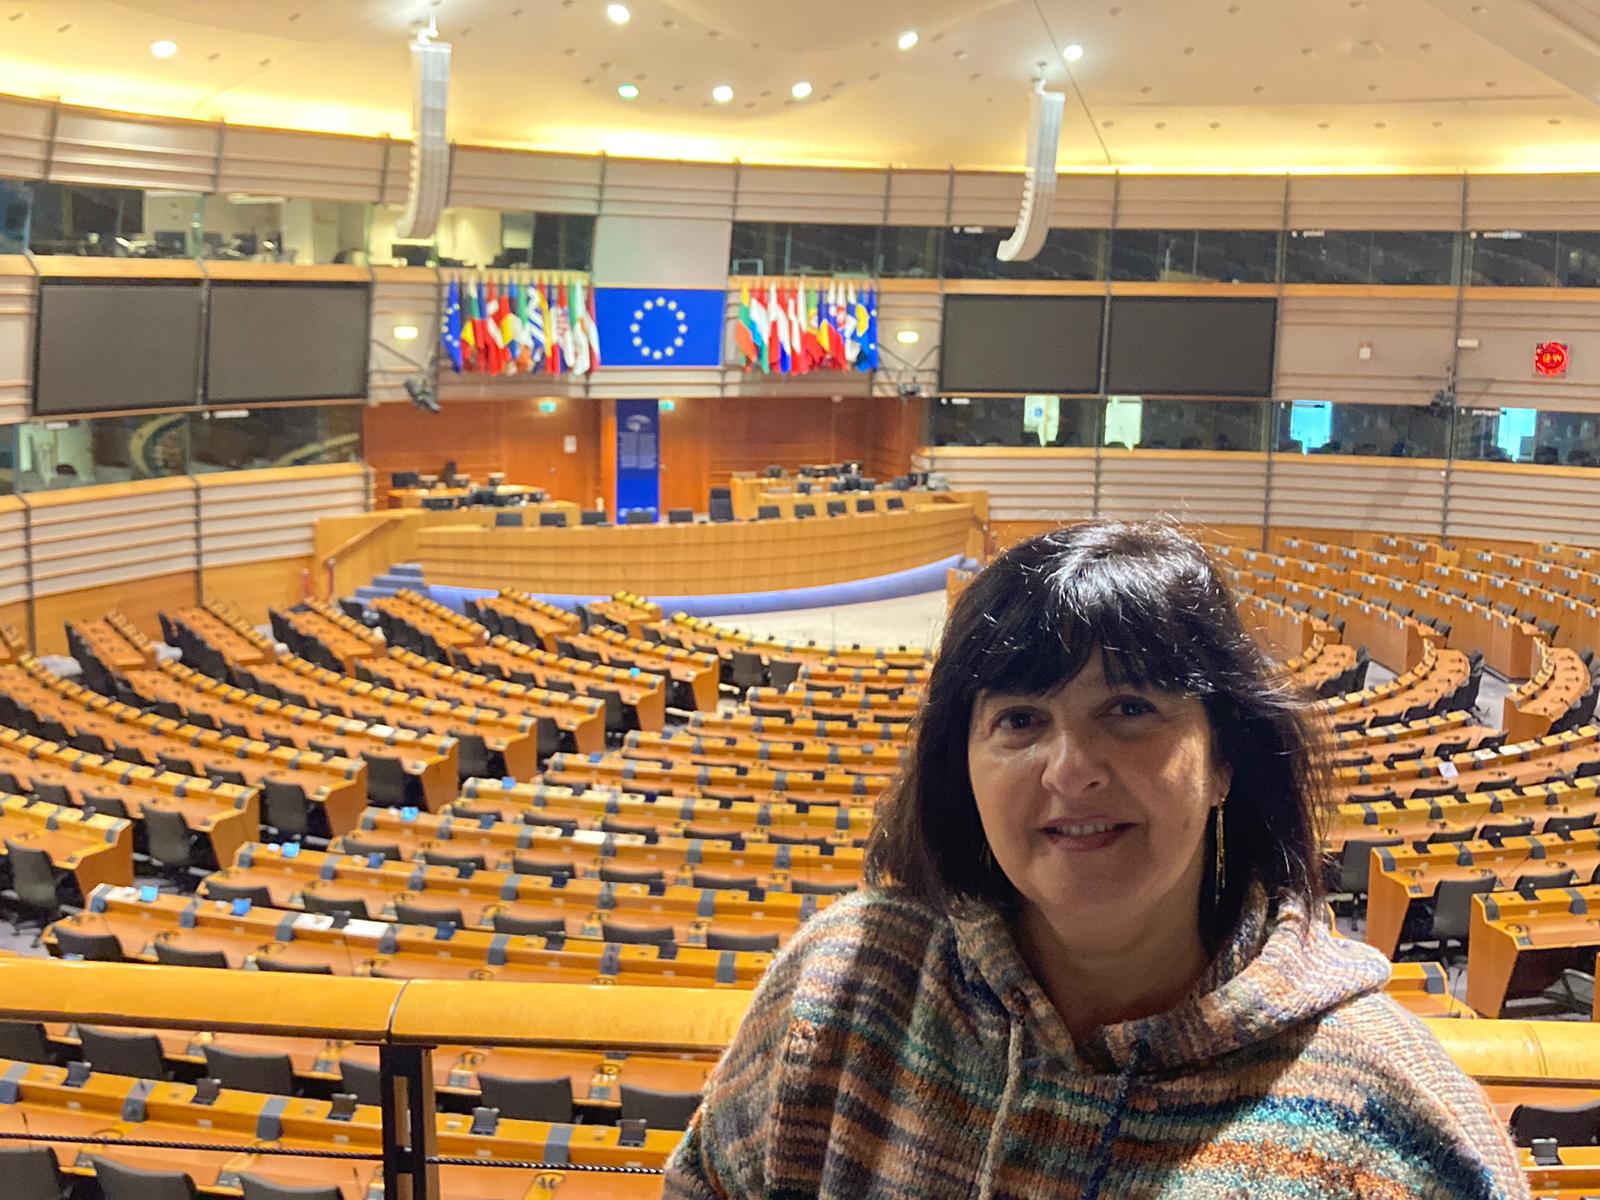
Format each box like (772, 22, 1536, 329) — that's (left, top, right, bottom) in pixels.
(364, 395, 920, 516)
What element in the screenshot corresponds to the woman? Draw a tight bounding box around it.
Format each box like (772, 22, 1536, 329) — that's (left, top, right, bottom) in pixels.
(664, 522, 1528, 1200)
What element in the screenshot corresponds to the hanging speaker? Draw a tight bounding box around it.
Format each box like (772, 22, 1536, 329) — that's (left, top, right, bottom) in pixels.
(996, 83, 1065, 263)
(396, 29, 452, 240)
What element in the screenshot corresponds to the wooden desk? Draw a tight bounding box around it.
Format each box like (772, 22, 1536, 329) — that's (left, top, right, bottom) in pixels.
(1466, 883, 1600, 1017)
(0, 794, 133, 897)
(455, 636, 668, 734)
(414, 505, 975, 596)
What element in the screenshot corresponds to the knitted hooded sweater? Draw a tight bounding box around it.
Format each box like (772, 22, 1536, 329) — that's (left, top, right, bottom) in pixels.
(663, 885, 1530, 1200)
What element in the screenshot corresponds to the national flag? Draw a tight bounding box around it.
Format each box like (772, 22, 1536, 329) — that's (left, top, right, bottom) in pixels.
(799, 279, 825, 372)
(531, 278, 550, 369)
(500, 280, 523, 373)
(567, 280, 590, 376)
(785, 286, 808, 375)
(584, 281, 602, 371)
(769, 281, 791, 374)
(843, 283, 862, 367)
(856, 287, 878, 372)
(464, 280, 484, 372)
(486, 280, 508, 374)
(735, 287, 759, 368)
(552, 282, 573, 375)
(441, 277, 464, 373)
(748, 286, 770, 373)
(543, 282, 561, 375)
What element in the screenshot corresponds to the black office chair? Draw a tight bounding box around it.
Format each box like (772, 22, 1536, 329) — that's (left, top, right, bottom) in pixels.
(668, 508, 694, 524)
(509, 853, 574, 881)
(600, 921, 676, 945)
(619, 1083, 703, 1129)
(340, 837, 402, 862)
(152, 940, 229, 969)
(707, 489, 735, 523)
(494, 511, 524, 527)
(539, 511, 568, 528)
(755, 505, 780, 521)
(692, 872, 760, 893)
(54, 925, 126, 961)
(420, 848, 488, 873)
(339, 1058, 382, 1105)
(826, 500, 847, 517)
(203, 1045, 296, 1096)
(886, 497, 905, 510)
(143, 808, 201, 877)
(79, 1027, 168, 1080)
(0, 1146, 69, 1200)
(855, 498, 875, 513)
(203, 880, 274, 907)
(477, 1073, 576, 1123)
(238, 1177, 341, 1200)
(301, 891, 370, 920)
(706, 930, 779, 952)
(1425, 876, 1497, 951)
(492, 910, 567, 936)
(580, 509, 608, 526)
(394, 900, 466, 930)
(4, 840, 68, 932)
(1544, 812, 1598, 835)
(598, 864, 665, 887)
(1477, 818, 1535, 845)
(81, 793, 130, 821)
(625, 509, 655, 525)
(1509, 1099, 1600, 1146)
(788, 877, 859, 896)
(1515, 868, 1577, 898)
(793, 503, 816, 519)
(0, 1021, 53, 1064)
(254, 956, 333, 975)
(94, 1157, 200, 1200)
(261, 781, 311, 841)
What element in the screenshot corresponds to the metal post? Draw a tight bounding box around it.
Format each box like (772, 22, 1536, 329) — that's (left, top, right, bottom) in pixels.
(379, 1043, 440, 1200)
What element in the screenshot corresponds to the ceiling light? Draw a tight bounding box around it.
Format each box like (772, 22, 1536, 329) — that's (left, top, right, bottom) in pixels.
(895, 329, 920, 345)
(150, 38, 178, 59)
(606, 3, 630, 24)
(897, 30, 919, 50)
(712, 84, 733, 103)
(791, 80, 813, 99)
(393, 324, 419, 341)
(618, 82, 639, 99)
(1063, 43, 1084, 62)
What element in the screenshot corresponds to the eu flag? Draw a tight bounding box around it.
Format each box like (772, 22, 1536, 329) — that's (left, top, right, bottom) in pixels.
(593, 288, 726, 368)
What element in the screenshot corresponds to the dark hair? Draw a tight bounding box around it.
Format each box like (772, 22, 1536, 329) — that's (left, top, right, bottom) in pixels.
(867, 520, 1327, 944)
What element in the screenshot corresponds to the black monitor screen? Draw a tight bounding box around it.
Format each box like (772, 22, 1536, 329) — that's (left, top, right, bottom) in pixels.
(939, 295, 1104, 395)
(34, 281, 203, 415)
(206, 282, 371, 403)
(1105, 297, 1277, 397)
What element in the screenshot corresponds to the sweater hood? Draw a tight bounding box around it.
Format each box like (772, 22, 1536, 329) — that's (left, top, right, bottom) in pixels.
(949, 881, 1393, 1076)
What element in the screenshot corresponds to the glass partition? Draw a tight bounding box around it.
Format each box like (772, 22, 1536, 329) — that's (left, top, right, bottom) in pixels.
(1102, 397, 1268, 451)
(879, 226, 942, 278)
(0, 179, 31, 254)
(13, 414, 190, 491)
(201, 196, 368, 264)
(1467, 230, 1600, 289)
(1272, 400, 1451, 458)
(27, 182, 202, 258)
(927, 396, 1100, 447)
(0, 424, 16, 495)
(1109, 230, 1279, 283)
(1451, 406, 1600, 466)
(1284, 230, 1461, 285)
(188, 405, 362, 474)
(942, 227, 1105, 280)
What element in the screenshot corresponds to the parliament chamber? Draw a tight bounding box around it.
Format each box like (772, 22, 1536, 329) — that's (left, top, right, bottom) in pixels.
(7, 1, 1600, 1195)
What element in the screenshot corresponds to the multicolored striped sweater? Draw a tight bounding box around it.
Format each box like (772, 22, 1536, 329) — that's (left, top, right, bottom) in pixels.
(664, 885, 1529, 1199)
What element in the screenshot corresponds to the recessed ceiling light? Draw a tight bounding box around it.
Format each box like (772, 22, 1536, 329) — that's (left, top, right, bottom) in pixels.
(791, 81, 813, 99)
(606, 3, 630, 24)
(711, 84, 733, 103)
(150, 38, 178, 59)
(1063, 43, 1084, 62)
(618, 82, 639, 99)
(897, 30, 919, 50)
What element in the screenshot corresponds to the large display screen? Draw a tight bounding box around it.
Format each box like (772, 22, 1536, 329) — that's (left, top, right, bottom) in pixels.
(206, 282, 371, 403)
(34, 281, 204, 415)
(1105, 297, 1277, 397)
(939, 295, 1105, 395)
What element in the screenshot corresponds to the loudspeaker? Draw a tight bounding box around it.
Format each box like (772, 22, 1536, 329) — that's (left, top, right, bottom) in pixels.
(395, 30, 452, 240)
(996, 83, 1065, 263)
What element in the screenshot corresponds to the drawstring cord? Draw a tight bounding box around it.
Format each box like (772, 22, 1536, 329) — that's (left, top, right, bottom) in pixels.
(975, 1010, 1026, 1200)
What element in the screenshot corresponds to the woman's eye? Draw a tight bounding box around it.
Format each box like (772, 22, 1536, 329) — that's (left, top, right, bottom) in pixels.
(996, 709, 1038, 732)
(1112, 698, 1156, 718)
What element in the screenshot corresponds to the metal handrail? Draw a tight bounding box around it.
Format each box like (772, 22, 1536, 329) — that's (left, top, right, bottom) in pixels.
(321, 512, 410, 600)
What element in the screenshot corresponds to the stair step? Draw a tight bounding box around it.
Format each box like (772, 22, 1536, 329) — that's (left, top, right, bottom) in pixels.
(387, 563, 426, 578)
(355, 586, 399, 601)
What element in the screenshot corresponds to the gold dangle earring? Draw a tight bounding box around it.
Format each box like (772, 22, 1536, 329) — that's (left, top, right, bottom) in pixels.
(1213, 799, 1227, 905)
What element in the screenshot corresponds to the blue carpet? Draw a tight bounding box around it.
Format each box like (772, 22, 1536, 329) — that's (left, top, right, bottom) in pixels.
(428, 554, 973, 617)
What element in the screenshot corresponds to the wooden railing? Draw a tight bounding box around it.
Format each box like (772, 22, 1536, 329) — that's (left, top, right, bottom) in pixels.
(321, 512, 409, 601)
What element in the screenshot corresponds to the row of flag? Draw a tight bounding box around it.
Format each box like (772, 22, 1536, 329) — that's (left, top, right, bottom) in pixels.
(441, 274, 602, 377)
(734, 280, 879, 374)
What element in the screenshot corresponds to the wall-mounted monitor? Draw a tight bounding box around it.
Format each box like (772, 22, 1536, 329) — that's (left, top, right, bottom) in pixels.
(33, 281, 203, 416)
(1105, 297, 1277, 397)
(939, 295, 1105, 395)
(205, 282, 371, 403)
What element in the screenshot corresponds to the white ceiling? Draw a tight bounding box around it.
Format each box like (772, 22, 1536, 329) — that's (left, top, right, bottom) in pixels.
(3, 0, 1600, 171)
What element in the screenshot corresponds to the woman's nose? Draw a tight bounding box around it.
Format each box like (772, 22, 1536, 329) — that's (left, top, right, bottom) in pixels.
(1037, 726, 1110, 795)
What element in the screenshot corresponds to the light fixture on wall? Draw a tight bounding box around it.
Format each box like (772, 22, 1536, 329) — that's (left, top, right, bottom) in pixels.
(618, 82, 640, 100)
(895, 329, 920, 345)
(538, 399, 559, 413)
(393, 324, 419, 341)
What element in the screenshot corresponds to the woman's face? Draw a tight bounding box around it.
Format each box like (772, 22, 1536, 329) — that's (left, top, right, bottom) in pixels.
(967, 652, 1231, 939)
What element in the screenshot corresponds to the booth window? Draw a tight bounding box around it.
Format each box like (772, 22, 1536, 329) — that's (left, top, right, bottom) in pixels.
(1274, 400, 1451, 459)
(0, 179, 30, 255)
(27, 182, 201, 258)
(1110, 230, 1280, 283)
(1467, 230, 1600, 289)
(202, 196, 368, 265)
(1103, 397, 1267, 451)
(928, 396, 1100, 448)
(942, 227, 1106, 281)
(1452, 406, 1600, 466)
(12, 414, 190, 492)
(188, 405, 363, 474)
